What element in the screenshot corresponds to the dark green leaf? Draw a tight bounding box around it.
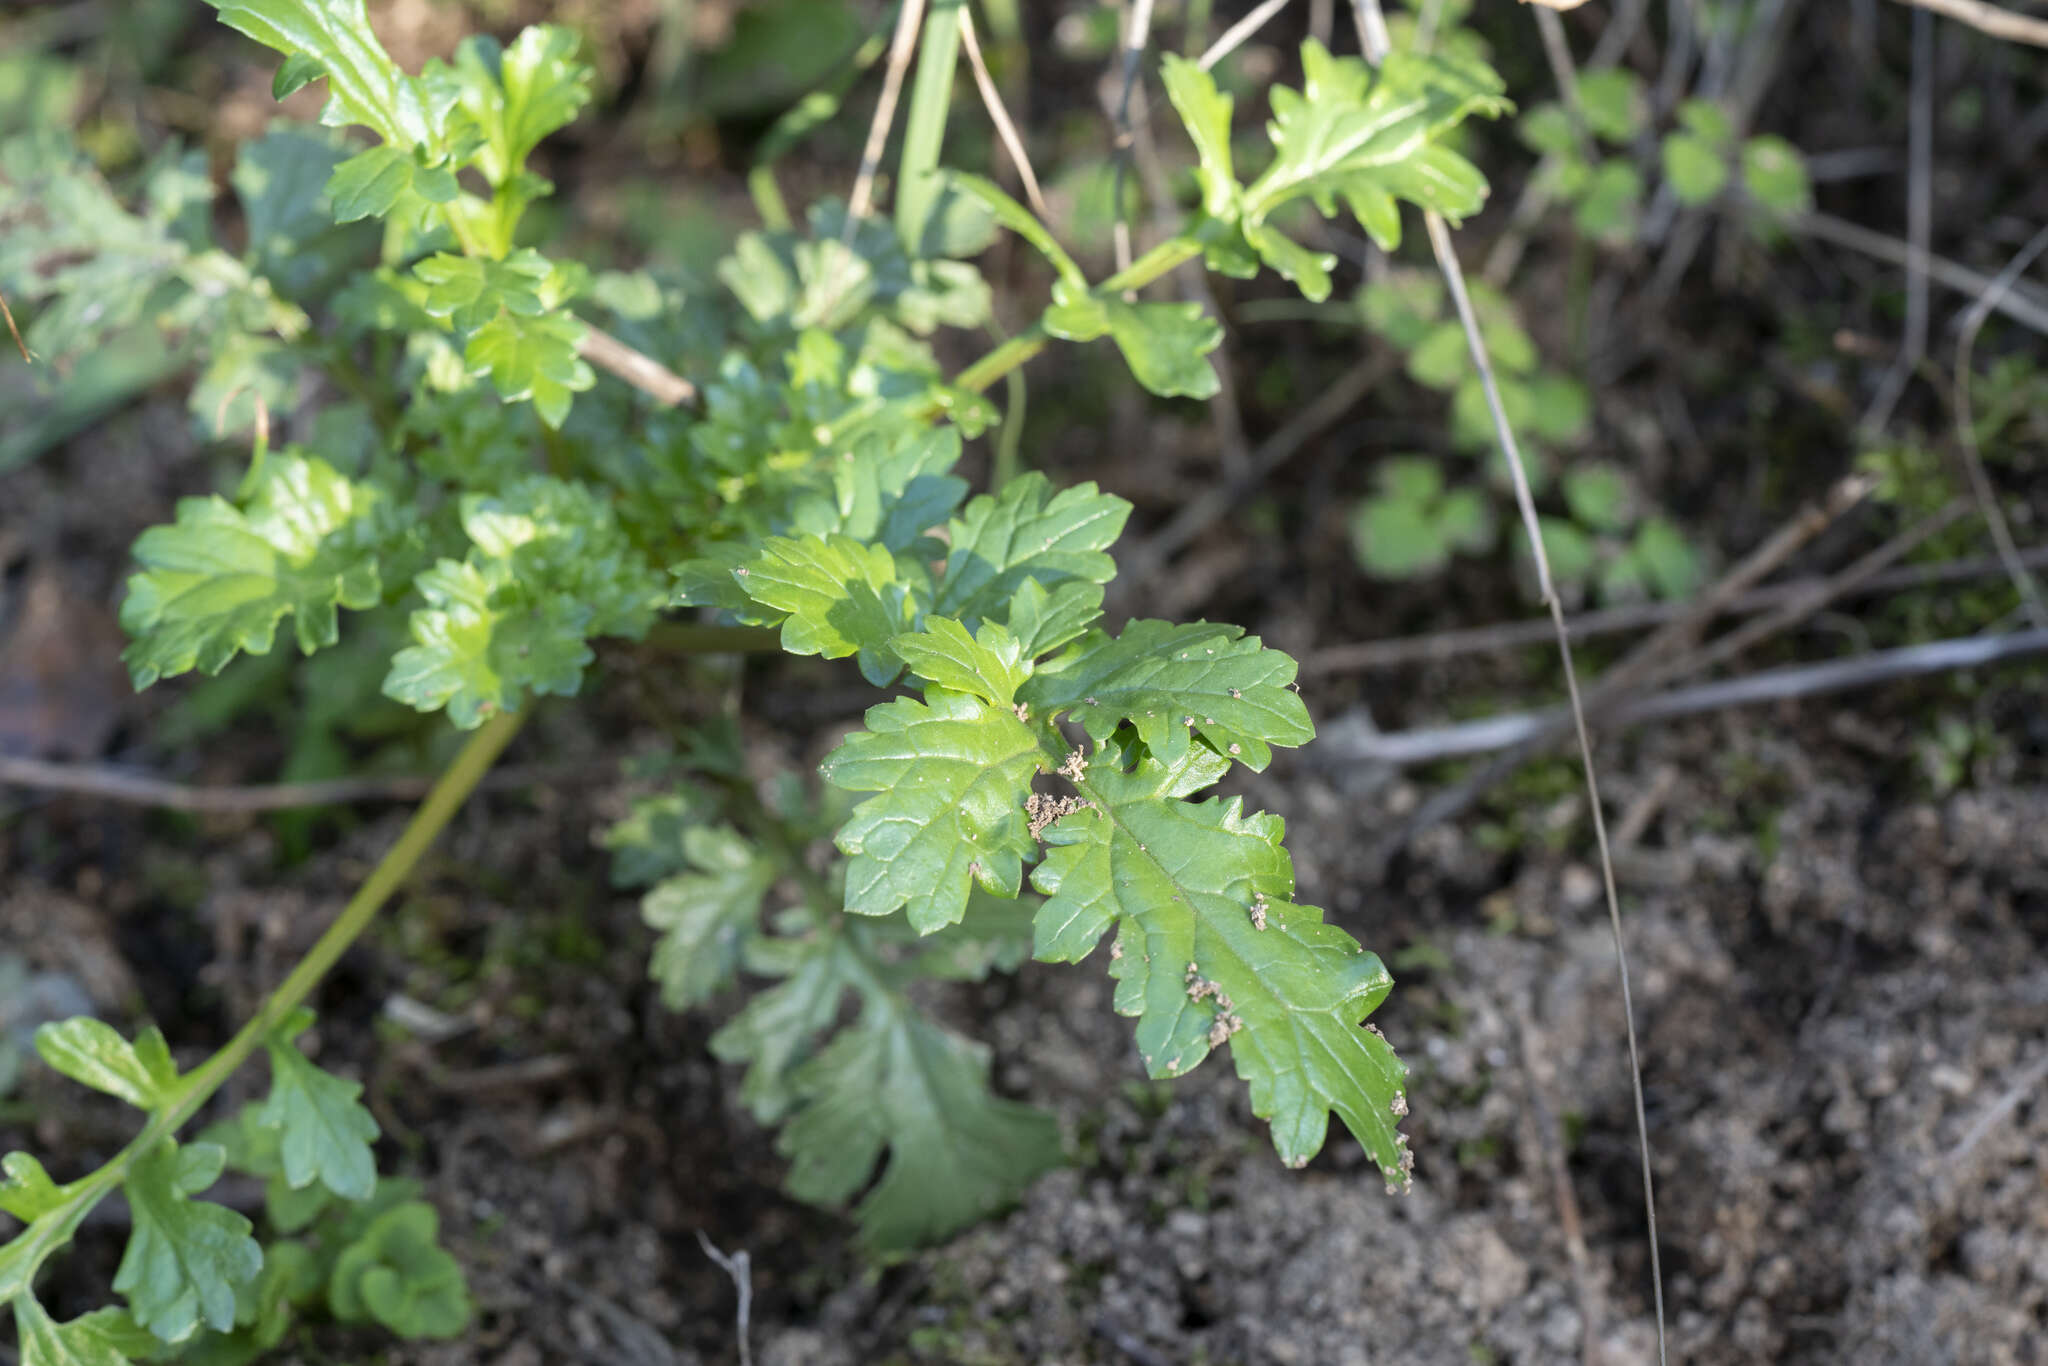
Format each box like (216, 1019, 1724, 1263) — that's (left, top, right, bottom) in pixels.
(733, 533, 916, 685)
(1019, 619, 1313, 771)
(777, 1008, 1061, 1252)
(821, 692, 1044, 933)
(1102, 298, 1222, 399)
(1031, 739, 1408, 1176)
(932, 474, 1130, 631)
(324, 144, 452, 225)
(272, 52, 326, 100)
(1001, 577, 1104, 660)
(709, 932, 868, 1122)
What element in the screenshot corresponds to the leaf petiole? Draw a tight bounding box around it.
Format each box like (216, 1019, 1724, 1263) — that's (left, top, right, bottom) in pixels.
(0, 709, 523, 1303)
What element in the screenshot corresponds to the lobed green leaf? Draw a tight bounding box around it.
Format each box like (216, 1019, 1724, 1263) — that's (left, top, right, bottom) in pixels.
(255, 1009, 380, 1202)
(328, 1202, 469, 1339)
(932, 474, 1130, 633)
(1019, 619, 1313, 771)
(1031, 740, 1408, 1176)
(14, 1300, 158, 1366)
(32, 1020, 180, 1113)
(777, 1007, 1062, 1252)
(428, 26, 593, 188)
(733, 533, 916, 685)
(821, 692, 1044, 933)
(115, 1140, 264, 1343)
(385, 476, 664, 725)
(204, 0, 434, 149)
(120, 453, 388, 688)
(889, 617, 1029, 706)
(642, 826, 778, 1010)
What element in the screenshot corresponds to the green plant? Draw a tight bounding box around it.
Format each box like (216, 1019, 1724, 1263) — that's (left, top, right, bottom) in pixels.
(1661, 99, 1812, 220)
(1517, 75, 1812, 244)
(1341, 272, 1701, 600)
(1540, 464, 1705, 604)
(1361, 268, 1591, 468)
(1518, 68, 1650, 246)
(1350, 455, 1497, 579)
(3, 6, 1517, 1359)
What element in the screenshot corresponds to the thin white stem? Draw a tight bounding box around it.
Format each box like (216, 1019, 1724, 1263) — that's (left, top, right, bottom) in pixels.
(959, 9, 1049, 220)
(1109, 0, 1157, 272)
(1322, 626, 2048, 767)
(1349, 3, 1666, 1361)
(1952, 219, 2048, 629)
(1895, 0, 2048, 47)
(848, 0, 927, 226)
(1197, 0, 1295, 71)
(1861, 4, 1934, 434)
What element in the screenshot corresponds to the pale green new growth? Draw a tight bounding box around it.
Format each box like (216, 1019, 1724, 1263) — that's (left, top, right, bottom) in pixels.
(119, 454, 386, 688)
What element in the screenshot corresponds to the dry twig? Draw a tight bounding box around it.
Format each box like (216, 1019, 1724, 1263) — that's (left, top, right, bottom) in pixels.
(1377, 494, 1965, 846)
(1321, 624, 2048, 767)
(696, 1232, 756, 1366)
(1108, 0, 1159, 273)
(1950, 220, 2048, 629)
(959, 10, 1049, 219)
(1303, 544, 2048, 674)
(1894, 0, 2048, 47)
(1196, 0, 1295, 71)
(0, 288, 29, 362)
(577, 324, 696, 407)
(0, 756, 607, 812)
(1113, 352, 1397, 597)
(1794, 213, 2048, 335)
(849, 0, 928, 224)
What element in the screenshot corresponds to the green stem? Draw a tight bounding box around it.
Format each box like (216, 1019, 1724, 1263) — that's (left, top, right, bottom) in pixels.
(1, 710, 524, 1300)
(950, 232, 1208, 395)
(895, 0, 965, 253)
(748, 165, 792, 231)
